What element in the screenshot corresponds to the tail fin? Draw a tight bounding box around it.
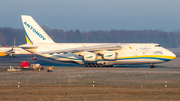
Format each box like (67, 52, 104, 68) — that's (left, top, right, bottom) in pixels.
(21, 15, 54, 45)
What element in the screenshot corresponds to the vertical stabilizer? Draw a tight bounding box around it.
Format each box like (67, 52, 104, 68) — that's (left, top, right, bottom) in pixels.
(21, 15, 54, 45)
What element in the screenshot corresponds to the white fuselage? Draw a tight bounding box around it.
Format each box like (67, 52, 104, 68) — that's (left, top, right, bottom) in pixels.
(21, 43, 176, 66)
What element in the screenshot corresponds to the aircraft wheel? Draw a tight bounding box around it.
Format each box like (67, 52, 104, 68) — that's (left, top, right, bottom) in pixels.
(86, 64, 90, 67)
(94, 64, 98, 67)
(91, 63, 95, 67)
(84, 64, 88, 67)
(90, 64, 93, 67)
(149, 64, 155, 68)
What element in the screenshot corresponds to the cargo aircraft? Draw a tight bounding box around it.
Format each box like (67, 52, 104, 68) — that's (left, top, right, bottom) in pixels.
(19, 15, 176, 68)
(0, 46, 31, 58)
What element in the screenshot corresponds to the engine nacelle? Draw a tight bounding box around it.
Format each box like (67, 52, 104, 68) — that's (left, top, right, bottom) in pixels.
(84, 53, 97, 61)
(103, 52, 117, 60)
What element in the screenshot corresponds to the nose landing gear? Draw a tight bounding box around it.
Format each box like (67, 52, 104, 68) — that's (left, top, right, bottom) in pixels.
(149, 64, 155, 68)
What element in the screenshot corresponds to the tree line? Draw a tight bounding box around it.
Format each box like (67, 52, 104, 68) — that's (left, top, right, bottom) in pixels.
(0, 26, 180, 48)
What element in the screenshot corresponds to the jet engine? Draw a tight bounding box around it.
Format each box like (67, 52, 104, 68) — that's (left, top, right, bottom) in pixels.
(83, 53, 97, 61)
(103, 52, 117, 60)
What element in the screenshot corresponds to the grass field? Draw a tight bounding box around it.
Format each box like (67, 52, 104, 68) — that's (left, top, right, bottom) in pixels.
(1, 66, 180, 100)
(1, 87, 180, 101)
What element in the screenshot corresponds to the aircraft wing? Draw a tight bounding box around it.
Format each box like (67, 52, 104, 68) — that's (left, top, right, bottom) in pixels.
(39, 44, 122, 54)
(4, 47, 14, 53)
(20, 45, 38, 49)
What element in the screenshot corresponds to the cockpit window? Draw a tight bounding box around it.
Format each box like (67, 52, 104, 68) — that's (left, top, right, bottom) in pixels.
(155, 45, 161, 47)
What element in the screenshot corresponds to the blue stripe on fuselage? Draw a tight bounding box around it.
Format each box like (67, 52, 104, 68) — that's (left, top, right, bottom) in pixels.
(51, 55, 171, 62)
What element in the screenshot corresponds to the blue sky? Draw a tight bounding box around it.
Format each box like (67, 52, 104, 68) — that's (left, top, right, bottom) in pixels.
(0, 0, 180, 32)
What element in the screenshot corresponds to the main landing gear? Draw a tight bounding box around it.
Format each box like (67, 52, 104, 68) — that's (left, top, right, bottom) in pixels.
(84, 63, 113, 67)
(149, 64, 155, 68)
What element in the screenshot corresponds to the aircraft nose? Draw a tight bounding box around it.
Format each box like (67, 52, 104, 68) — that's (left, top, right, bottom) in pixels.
(168, 50, 176, 60)
(171, 52, 176, 59)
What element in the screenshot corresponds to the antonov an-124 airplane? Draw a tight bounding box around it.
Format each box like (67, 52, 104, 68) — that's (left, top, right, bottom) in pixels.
(19, 15, 176, 68)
